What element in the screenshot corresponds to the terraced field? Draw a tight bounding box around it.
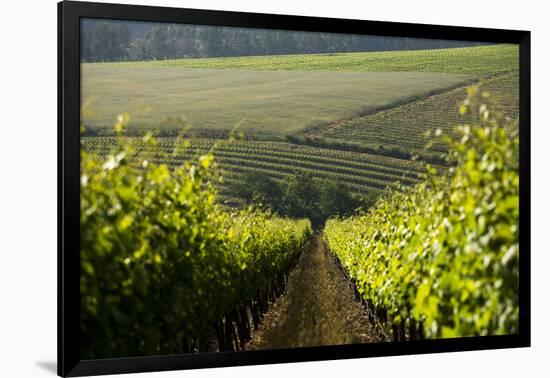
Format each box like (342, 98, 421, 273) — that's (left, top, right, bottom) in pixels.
(81, 137, 425, 204)
(314, 72, 519, 156)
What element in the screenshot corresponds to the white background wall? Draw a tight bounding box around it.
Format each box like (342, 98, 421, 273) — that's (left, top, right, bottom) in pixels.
(0, 0, 547, 376)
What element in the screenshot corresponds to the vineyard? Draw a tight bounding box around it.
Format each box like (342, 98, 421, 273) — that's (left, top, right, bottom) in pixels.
(324, 99, 519, 340)
(81, 137, 425, 204)
(317, 72, 519, 159)
(80, 40, 520, 358)
(80, 130, 311, 358)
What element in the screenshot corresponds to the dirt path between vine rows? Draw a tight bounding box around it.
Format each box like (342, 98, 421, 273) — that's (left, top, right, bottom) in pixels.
(245, 234, 383, 350)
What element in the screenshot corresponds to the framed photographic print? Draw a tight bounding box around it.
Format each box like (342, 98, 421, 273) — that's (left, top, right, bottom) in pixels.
(58, 0, 530, 376)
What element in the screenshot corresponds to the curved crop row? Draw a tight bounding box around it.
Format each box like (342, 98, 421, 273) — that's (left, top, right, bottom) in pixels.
(320, 73, 519, 156)
(82, 137, 423, 198)
(187, 148, 421, 185)
(83, 137, 425, 173)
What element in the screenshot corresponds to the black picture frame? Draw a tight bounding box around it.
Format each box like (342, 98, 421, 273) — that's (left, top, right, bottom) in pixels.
(58, 1, 531, 376)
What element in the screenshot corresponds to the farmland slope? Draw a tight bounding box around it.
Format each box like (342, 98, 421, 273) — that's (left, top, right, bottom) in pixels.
(81, 44, 519, 205)
(82, 67, 473, 133)
(312, 72, 519, 155)
(97, 44, 518, 76)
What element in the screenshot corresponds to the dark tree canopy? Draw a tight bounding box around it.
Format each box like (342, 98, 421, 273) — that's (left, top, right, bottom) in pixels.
(229, 171, 378, 229)
(81, 19, 486, 62)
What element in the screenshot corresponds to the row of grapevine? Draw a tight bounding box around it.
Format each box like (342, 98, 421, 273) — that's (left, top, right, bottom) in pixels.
(80, 131, 312, 359)
(193, 149, 420, 184)
(320, 73, 519, 157)
(324, 99, 519, 340)
(83, 137, 425, 174)
(81, 137, 424, 201)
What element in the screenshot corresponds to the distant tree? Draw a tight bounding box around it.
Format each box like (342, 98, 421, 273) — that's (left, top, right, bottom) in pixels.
(117, 24, 130, 60)
(81, 29, 93, 61)
(171, 25, 198, 57)
(271, 31, 298, 55)
(318, 181, 359, 220)
(80, 19, 487, 62)
(91, 23, 116, 61)
(206, 27, 225, 57)
(229, 171, 377, 230)
(146, 26, 169, 59)
(281, 172, 321, 227)
(231, 172, 284, 212)
(127, 38, 149, 60)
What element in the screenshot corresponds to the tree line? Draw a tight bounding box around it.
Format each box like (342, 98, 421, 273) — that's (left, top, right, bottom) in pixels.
(229, 171, 378, 229)
(81, 20, 485, 62)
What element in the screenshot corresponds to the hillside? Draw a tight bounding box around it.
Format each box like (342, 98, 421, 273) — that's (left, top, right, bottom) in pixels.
(81, 137, 425, 204)
(313, 72, 519, 156)
(81, 44, 519, 206)
(79, 35, 521, 356)
(81, 67, 473, 133)
(99, 44, 517, 75)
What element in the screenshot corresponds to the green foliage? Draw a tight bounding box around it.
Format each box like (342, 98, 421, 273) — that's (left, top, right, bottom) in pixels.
(281, 172, 322, 225)
(110, 44, 518, 76)
(80, 131, 311, 358)
(227, 171, 374, 230)
(279, 173, 370, 229)
(82, 19, 489, 63)
(81, 22, 130, 62)
(318, 180, 376, 221)
(229, 171, 284, 211)
(82, 137, 424, 206)
(319, 72, 519, 160)
(323, 94, 519, 338)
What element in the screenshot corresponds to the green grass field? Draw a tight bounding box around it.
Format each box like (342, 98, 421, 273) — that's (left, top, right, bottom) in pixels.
(82, 66, 473, 133)
(97, 44, 518, 76)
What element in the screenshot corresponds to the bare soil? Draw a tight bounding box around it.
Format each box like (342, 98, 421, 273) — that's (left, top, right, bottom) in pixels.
(245, 234, 383, 350)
